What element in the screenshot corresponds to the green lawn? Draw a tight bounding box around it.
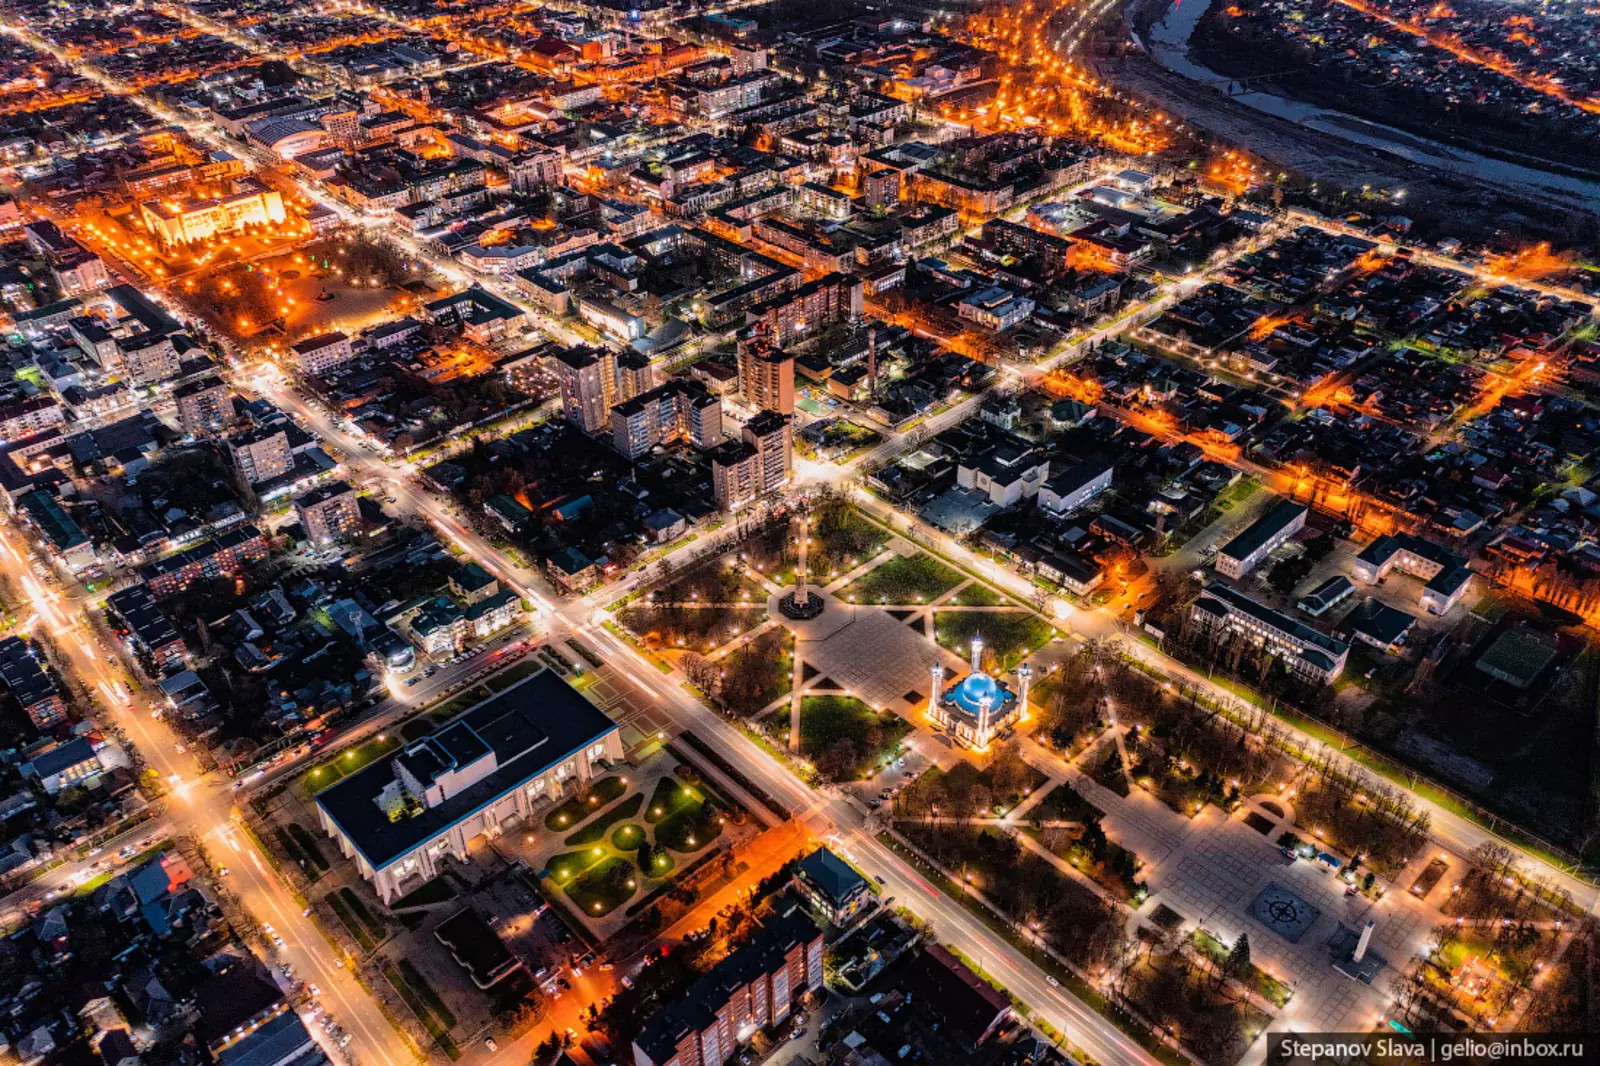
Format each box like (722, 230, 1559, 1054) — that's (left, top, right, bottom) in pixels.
(327, 890, 376, 951)
(839, 553, 964, 605)
(564, 793, 644, 846)
(656, 796, 726, 853)
(565, 857, 639, 917)
(1192, 928, 1293, 1007)
(951, 581, 1009, 607)
(638, 842, 676, 879)
(610, 822, 647, 851)
(544, 775, 629, 830)
(645, 777, 703, 824)
(286, 822, 331, 871)
(934, 610, 1053, 672)
(383, 963, 459, 1059)
(303, 734, 402, 797)
(484, 658, 544, 693)
(800, 696, 912, 781)
(547, 846, 610, 884)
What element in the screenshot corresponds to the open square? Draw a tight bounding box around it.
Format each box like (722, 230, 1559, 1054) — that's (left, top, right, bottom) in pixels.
(1249, 881, 1321, 943)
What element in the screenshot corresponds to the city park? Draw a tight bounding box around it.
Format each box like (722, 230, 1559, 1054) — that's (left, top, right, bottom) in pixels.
(609, 495, 1589, 1061)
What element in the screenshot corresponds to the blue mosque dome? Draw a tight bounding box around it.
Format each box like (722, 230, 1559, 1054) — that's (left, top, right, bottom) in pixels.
(950, 671, 1000, 716)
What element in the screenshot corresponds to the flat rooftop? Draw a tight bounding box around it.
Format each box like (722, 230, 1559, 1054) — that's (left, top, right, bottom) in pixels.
(316, 670, 619, 871)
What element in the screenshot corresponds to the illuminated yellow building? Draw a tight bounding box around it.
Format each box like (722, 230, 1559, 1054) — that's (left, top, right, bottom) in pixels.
(138, 183, 287, 250)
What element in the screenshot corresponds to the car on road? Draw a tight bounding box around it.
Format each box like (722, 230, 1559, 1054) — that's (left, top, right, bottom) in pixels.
(385, 496, 397, 503)
(485, 1039, 498, 1053)
(423, 667, 437, 677)
(874, 875, 886, 885)
(1045, 976, 1059, 988)
(405, 677, 419, 687)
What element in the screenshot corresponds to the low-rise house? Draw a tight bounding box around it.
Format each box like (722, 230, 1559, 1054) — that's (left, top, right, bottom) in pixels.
(22, 737, 101, 793)
(791, 847, 871, 926)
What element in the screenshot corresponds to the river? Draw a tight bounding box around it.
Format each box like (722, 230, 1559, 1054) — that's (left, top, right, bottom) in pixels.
(1139, 0, 1600, 203)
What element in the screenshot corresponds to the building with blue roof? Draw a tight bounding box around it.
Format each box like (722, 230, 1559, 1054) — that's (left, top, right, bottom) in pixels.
(926, 635, 1031, 750)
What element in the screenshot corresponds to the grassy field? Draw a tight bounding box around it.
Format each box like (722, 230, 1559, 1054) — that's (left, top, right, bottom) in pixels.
(303, 734, 402, 797)
(839, 553, 964, 605)
(800, 696, 911, 781)
(564, 794, 644, 846)
(934, 610, 1052, 672)
(544, 775, 629, 831)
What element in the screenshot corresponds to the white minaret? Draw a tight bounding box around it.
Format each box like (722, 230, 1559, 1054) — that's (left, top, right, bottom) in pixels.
(1017, 662, 1032, 721)
(928, 663, 944, 720)
(970, 634, 984, 674)
(1352, 919, 1376, 963)
(976, 693, 993, 751)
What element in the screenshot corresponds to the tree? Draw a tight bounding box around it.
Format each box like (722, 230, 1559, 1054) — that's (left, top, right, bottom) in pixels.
(1079, 819, 1109, 863)
(681, 652, 721, 700)
(1223, 933, 1251, 987)
(532, 1026, 562, 1059)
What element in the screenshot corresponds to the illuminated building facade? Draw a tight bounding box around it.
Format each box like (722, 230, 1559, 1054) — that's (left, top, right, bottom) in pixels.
(138, 185, 287, 250)
(927, 637, 1028, 750)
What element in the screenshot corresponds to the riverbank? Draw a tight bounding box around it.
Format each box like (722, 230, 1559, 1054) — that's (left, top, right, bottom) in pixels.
(1102, 0, 1600, 237)
(1187, 2, 1600, 188)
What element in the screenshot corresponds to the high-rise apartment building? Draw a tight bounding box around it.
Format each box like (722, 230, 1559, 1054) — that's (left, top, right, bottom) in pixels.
(228, 425, 294, 484)
(295, 481, 362, 548)
(174, 376, 231, 437)
(744, 409, 792, 494)
(712, 409, 791, 510)
(610, 379, 723, 459)
(736, 333, 794, 415)
(553, 345, 658, 434)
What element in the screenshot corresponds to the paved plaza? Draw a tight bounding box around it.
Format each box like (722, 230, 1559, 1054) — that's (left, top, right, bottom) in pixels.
(791, 602, 958, 713)
(581, 666, 677, 754)
(1141, 810, 1433, 1034)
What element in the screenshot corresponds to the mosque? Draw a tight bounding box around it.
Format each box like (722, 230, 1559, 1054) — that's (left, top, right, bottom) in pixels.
(927, 635, 1030, 750)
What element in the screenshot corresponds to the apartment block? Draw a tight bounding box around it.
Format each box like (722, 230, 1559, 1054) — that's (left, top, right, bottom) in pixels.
(744, 409, 792, 497)
(141, 525, 271, 599)
(105, 585, 187, 675)
(735, 334, 794, 414)
(1190, 582, 1349, 684)
(0, 636, 67, 729)
(553, 345, 657, 434)
(295, 481, 362, 548)
(292, 331, 356, 375)
(228, 425, 294, 484)
(715, 409, 790, 510)
(118, 333, 180, 385)
(632, 901, 823, 1066)
(174, 376, 231, 437)
(611, 379, 723, 459)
